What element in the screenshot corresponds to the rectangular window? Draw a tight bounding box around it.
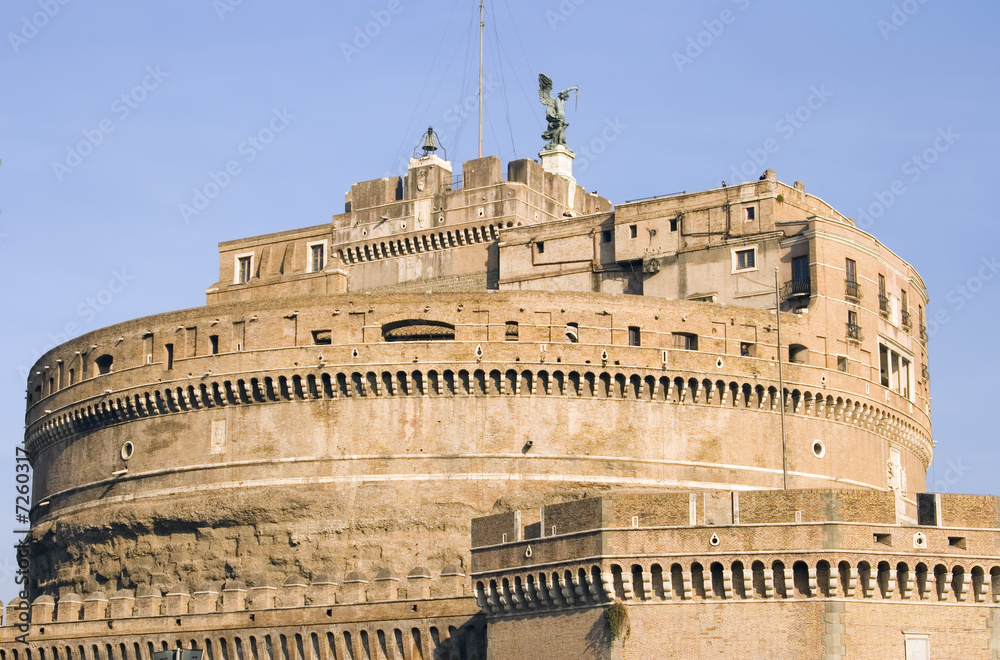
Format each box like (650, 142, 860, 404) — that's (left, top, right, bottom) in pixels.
(310, 243, 326, 273)
(233, 321, 245, 352)
(312, 330, 332, 345)
(669, 218, 678, 232)
(837, 355, 848, 372)
(164, 343, 174, 370)
(536, 241, 544, 254)
(210, 335, 219, 354)
(505, 321, 519, 342)
(602, 229, 613, 243)
(143, 333, 154, 365)
(628, 326, 640, 347)
(878, 274, 889, 315)
(900, 289, 911, 328)
(673, 332, 698, 351)
(237, 255, 252, 284)
(880, 342, 914, 400)
(629, 224, 638, 239)
(745, 206, 755, 221)
(792, 255, 809, 282)
(734, 248, 756, 271)
(69, 369, 76, 385)
(740, 342, 755, 357)
(846, 258, 857, 283)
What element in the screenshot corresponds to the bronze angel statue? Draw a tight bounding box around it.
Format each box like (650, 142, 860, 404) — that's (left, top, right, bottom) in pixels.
(538, 73, 579, 148)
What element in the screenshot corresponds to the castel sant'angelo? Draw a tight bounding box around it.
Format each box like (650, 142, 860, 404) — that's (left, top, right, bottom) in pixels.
(5, 96, 1000, 658)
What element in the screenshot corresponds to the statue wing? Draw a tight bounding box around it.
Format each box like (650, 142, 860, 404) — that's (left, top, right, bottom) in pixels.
(538, 73, 555, 108)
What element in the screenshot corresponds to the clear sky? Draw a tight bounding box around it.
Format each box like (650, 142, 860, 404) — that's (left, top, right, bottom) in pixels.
(1, 1, 997, 601)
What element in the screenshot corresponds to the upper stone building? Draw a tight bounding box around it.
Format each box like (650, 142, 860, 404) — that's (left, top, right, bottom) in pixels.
(11, 147, 993, 659)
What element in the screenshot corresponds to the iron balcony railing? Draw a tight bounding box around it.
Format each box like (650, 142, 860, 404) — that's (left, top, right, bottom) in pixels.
(878, 294, 890, 316)
(845, 279, 862, 301)
(901, 309, 912, 329)
(781, 278, 811, 300)
(920, 324, 928, 342)
(846, 322, 863, 341)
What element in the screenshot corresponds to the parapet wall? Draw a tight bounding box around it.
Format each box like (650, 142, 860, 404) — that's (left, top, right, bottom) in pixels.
(0, 570, 483, 658)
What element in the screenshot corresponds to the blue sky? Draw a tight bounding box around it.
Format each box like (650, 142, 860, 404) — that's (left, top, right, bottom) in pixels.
(1, 1, 997, 599)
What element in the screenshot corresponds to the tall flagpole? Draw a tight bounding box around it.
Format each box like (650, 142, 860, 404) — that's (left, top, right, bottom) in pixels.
(478, 0, 484, 158)
(775, 267, 789, 490)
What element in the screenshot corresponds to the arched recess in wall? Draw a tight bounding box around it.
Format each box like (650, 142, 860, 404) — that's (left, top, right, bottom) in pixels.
(95, 354, 114, 375)
(788, 344, 809, 364)
(381, 320, 456, 342)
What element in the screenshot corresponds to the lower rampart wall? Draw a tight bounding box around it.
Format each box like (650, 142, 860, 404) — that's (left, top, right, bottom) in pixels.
(0, 589, 483, 659)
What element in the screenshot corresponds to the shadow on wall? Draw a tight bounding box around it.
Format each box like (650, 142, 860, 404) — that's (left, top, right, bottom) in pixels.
(585, 612, 612, 660)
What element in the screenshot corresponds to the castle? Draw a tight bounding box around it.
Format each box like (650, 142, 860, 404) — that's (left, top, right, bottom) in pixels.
(7, 141, 999, 658)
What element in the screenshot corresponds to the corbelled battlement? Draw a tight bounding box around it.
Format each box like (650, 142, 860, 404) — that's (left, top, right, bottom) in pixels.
(0, 570, 483, 657)
(4, 567, 470, 627)
(471, 492, 1000, 619)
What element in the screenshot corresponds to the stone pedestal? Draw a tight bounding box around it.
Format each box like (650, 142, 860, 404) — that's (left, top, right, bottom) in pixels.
(539, 144, 575, 180)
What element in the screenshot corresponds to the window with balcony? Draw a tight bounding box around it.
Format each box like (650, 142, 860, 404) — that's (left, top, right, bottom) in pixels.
(900, 289, 911, 329)
(845, 258, 861, 300)
(847, 310, 862, 341)
(784, 255, 811, 300)
(878, 274, 889, 316)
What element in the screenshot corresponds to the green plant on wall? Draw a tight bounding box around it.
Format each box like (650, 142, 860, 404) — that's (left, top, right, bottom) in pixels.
(605, 601, 631, 645)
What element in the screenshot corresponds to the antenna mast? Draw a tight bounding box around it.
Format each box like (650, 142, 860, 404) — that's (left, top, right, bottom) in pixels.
(478, 0, 484, 158)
